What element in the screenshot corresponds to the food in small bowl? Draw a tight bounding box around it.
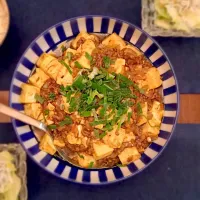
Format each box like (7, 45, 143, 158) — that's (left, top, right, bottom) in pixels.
(155, 0, 200, 32)
(20, 32, 164, 169)
(0, 144, 26, 200)
(10, 16, 179, 184)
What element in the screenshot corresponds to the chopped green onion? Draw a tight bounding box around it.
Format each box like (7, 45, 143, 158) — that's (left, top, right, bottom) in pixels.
(136, 102, 143, 115)
(75, 61, 83, 69)
(94, 129, 100, 138)
(67, 52, 73, 61)
(59, 60, 72, 74)
(72, 75, 85, 90)
(128, 112, 132, 122)
(47, 124, 57, 130)
(88, 161, 94, 168)
(59, 116, 73, 126)
(116, 164, 126, 167)
(61, 45, 67, 52)
(85, 52, 93, 61)
(99, 132, 107, 139)
(77, 153, 84, 159)
(49, 92, 56, 100)
(103, 83, 114, 91)
(80, 111, 91, 117)
(44, 109, 49, 116)
(103, 56, 114, 69)
(34, 94, 45, 104)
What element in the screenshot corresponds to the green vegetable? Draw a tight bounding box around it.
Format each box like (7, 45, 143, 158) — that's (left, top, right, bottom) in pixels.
(75, 61, 83, 69)
(136, 102, 143, 115)
(99, 132, 107, 139)
(87, 90, 104, 105)
(103, 56, 114, 68)
(88, 161, 94, 168)
(80, 111, 91, 117)
(59, 116, 73, 126)
(47, 124, 57, 130)
(59, 60, 73, 74)
(94, 129, 100, 138)
(49, 92, 56, 100)
(85, 52, 93, 61)
(72, 75, 85, 90)
(116, 164, 126, 167)
(77, 153, 84, 159)
(61, 45, 67, 52)
(44, 109, 49, 116)
(34, 94, 45, 104)
(67, 52, 73, 61)
(128, 112, 132, 122)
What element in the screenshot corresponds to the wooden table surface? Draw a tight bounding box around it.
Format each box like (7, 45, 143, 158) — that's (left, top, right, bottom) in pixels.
(0, 91, 199, 124)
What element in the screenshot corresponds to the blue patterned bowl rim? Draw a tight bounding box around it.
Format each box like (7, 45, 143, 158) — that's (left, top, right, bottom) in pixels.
(9, 15, 180, 185)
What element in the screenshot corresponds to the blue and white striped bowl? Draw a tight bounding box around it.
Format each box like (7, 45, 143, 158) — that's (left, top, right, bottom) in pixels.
(9, 16, 179, 185)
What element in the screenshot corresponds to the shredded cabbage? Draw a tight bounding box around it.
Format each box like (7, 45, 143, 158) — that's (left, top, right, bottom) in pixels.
(155, 0, 200, 32)
(0, 151, 21, 200)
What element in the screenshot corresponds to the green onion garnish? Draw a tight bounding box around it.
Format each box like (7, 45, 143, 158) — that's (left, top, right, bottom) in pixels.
(88, 161, 94, 168)
(44, 109, 49, 116)
(61, 45, 67, 52)
(59, 116, 73, 126)
(136, 102, 143, 115)
(47, 124, 57, 130)
(59, 60, 72, 74)
(75, 61, 83, 69)
(49, 93, 56, 100)
(67, 52, 73, 61)
(127, 112, 132, 122)
(77, 153, 84, 159)
(34, 94, 45, 104)
(85, 52, 93, 61)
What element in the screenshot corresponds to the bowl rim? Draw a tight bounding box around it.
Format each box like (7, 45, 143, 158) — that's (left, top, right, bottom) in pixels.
(9, 15, 180, 185)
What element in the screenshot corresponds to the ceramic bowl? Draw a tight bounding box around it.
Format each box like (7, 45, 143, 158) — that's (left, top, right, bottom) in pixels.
(9, 15, 179, 185)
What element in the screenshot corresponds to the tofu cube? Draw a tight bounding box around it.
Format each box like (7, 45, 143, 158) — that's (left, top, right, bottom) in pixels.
(103, 125, 126, 148)
(146, 68, 162, 90)
(24, 103, 42, 119)
(93, 141, 114, 160)
(29, 68, 49, 88)
(110, 58, 125, 74)
(77, 153, 96, 168)
(102, 33, 126, 49)
(20, 84, 40, 103)
(149, 101, 164, 126)
(39, 133, 56, 155)
(118, 147, 141, 165)
(137, 102, 148, 126)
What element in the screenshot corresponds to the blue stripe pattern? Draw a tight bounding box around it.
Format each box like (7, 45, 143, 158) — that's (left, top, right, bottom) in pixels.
(150, 142, 163, 152)
(31, 42, 43, 56)
(10, 16, 179, 185)
(159, 130, 171, 139)
(12, 85, 21, 95)
(28, 144, 40, 155)
(40, 154, 52, 166)
(82, 170, 91, 182)
(135, 33, 147, 48)
(44, 32, 55, 48)
(21, 57, 34, 70)
(101, 18, 109, 33)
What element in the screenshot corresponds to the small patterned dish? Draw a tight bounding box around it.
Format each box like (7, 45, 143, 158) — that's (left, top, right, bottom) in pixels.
(0, 0, 9, 45)
(142, 0, 200, 37)
(0, 144, 27, 200)
(9, 15, 179, 185)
